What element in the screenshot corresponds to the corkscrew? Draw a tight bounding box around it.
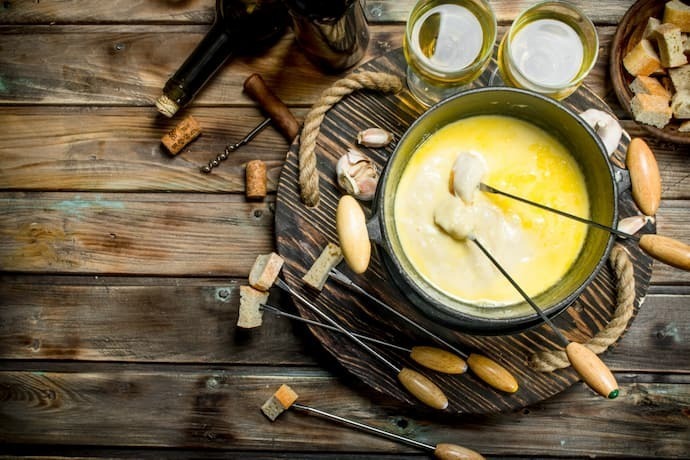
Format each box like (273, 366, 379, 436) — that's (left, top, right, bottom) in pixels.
(200, 74, 300, 174)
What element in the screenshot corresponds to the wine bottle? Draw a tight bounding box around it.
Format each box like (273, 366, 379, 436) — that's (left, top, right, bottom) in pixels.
(282, 0, 369, 72)
(156, 0, 288, 117)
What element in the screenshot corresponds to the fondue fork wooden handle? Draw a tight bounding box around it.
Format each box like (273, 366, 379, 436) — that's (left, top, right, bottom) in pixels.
(336, 195, 371, 274)
(329, 268, 519, 393)
(639, 234, 690, 271)
(472, 238, 619, 399)
(274, 279, 448, 410)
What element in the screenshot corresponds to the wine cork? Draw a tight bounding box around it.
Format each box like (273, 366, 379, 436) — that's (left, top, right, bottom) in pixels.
(243, 74, 300, 141)
(161, 115, 202, 155)
(246, 160, 267, 200)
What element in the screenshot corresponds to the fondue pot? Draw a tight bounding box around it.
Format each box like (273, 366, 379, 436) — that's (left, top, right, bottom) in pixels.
(359, 87, 618, 335)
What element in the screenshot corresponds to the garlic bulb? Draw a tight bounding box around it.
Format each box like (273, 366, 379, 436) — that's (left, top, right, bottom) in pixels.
(357, 128, 394, 148)
(579, 108, 624, 157)
(336, 149, 380, 201)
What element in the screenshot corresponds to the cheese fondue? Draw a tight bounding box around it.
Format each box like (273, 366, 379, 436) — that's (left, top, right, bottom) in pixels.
(394, 115, 589, 306)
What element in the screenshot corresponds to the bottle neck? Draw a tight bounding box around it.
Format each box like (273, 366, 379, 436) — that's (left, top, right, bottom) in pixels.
(158, 23, 234, 116)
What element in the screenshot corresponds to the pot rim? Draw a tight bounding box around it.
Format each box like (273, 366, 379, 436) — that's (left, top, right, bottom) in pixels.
(372, 86, 618, 335)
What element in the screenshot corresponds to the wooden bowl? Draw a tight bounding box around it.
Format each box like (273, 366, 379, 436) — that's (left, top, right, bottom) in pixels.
(610, 0, 690, 144)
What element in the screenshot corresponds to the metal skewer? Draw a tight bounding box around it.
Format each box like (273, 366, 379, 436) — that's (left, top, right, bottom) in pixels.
(290, 403, 484, 460)
(479, 183, 636, 240)
(261, 303, 467, 374)
(274, 278, 449, 410)
(471, 238, 619, 399)
(479, 182, 690, 271)
(329, 268, 519, 393)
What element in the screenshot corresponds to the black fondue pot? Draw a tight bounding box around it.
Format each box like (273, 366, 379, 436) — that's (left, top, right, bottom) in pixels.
(366, 87, 618, 335)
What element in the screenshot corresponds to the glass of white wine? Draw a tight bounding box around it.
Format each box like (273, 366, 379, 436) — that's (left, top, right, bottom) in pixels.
(497, 1, 598, 100)
(404, 0, 497, 107)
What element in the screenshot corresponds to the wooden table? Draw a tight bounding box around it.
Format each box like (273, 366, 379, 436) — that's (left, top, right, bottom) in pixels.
(1, 1, 688, 458)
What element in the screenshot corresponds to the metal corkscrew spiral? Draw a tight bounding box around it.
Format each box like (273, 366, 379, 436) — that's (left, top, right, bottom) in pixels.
(200, 117, 272, 173)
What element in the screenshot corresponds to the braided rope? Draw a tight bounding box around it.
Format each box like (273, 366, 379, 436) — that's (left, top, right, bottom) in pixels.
(298, 71, 403, 207)
(529, 244, 637, 372)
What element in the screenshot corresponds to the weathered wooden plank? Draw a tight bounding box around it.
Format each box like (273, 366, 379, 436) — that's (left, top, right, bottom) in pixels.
(0, 368, 687, 457)
(0, 110, 686, 197)
(0, 275, 687, 372)
(651, 201, 690, 285)
(0, 192, 273, 276)
(0, 107, 303, 193)
(0, 0, 635, 24)
(0, 25, 619, 106)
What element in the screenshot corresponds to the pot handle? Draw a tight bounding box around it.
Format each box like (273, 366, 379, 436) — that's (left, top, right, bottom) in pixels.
(611, 164, 631, 196)
(336, 195, 371, 274)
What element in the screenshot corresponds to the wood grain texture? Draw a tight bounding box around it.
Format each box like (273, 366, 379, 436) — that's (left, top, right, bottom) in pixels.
(0, 25, 618, 106)
(0, 192, 273, 275)
(0, 275, 687, 371)
(0, 107, 301, 192)
(0, 0, 635, 24)
(0, 369, 687, 457)
(275, 49, 656, 414)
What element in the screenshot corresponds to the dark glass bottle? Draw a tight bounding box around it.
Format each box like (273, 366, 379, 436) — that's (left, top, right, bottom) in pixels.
(282, 0, 369, 72)
(156, 0, 288, 117)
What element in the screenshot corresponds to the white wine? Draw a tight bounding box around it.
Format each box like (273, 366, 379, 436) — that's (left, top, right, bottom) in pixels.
(509, 19, 583, 87)
(498, 1, 598, 100)
(410, 4, 483, 74)
(404, 0, 496, 106)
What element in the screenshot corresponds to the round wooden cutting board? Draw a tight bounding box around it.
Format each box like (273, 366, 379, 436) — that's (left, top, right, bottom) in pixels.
(274, 49, 653, 415)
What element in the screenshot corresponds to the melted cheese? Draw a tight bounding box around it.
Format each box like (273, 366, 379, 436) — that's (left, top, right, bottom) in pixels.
(394, 115, 589, 306)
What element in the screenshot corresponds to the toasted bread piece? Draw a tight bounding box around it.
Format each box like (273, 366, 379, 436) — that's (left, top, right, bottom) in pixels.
(644, 16, 662, 39)
(237, 285, 269, 329)
(655, 23, 688, 67)
(670, 64, 690, 90)
(630, 75, 673, 98)
(664, 0, 690, 33)
(671, 89, 690, 118)
(631, 93, 673, 128)
(302, 243, 343, 291)
(624, 39, 664, 76)
(248, 252, 284, 291)
(679, 120, 690, 131)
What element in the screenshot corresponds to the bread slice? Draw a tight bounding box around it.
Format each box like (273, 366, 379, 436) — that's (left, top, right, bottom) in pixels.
(671, 89, 690, 118)
(631, 93, 673, 128)
(630, 75, 672, 98)
(302, 243, 343, 291)
(670, 64, 690, 90)
(679, 120, 690, 131)
(644, 16, 662, 39)
(664, 0, 690, 33)
(260, 384, 298, 421)
(237, 285, 268, 328)
(624, 39, 663, 76)
(654, 23, 688, 67)
(248, 252, 284, 291)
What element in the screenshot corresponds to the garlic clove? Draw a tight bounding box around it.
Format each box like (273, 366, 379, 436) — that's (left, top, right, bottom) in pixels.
(336, 149, 380, 201)
(617, 215, 653, 236)
(579, 108, 624, 157)
(357, 128, 394, 148)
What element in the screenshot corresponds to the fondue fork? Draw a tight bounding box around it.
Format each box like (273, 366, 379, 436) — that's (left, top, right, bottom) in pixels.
(471, 238, 619, 400)
(329, 268, 519, 394)
(274, 278, 450, 410)
(261, 303, 468, 374)
(479, 182, 690, 271)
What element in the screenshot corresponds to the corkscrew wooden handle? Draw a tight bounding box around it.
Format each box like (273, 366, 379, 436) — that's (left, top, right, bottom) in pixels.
(243, 73, 300, 141)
